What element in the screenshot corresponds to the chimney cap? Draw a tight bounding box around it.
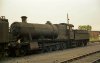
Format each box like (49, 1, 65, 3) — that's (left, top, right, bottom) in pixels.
(21, 16, 27, 18)
(21, 16, 27, 23)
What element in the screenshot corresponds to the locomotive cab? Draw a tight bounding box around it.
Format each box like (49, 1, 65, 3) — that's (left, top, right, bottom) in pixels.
(67, 24, 74, 31)
(66, 24, 74, 40)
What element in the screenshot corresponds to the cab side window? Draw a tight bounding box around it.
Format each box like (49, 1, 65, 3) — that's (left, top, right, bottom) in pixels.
(67, 26, 70, 29)
(70, 27, 73, 31)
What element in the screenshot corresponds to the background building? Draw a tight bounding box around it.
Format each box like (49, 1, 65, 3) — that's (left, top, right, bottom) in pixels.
(89, 31, 100, 41)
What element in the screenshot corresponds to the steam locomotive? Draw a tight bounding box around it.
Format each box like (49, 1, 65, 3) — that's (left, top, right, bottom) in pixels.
(0, 16, 89, 57)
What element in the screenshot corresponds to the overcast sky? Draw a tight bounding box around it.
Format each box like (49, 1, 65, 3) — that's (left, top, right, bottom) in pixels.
(0, 0, 100, 30)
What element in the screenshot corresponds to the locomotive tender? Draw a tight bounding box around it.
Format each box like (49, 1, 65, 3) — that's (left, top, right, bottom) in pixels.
(0, 16, 89, 57)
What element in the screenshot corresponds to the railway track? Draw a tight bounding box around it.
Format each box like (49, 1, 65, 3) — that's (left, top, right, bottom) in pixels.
(92, 58, 100, 63)
(0, 42, 100, 63)
(61, 50, 100, 63)
(60, 42, 100, 63)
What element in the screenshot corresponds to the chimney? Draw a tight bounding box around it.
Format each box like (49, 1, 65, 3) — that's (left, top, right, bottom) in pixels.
(0, 16, 5, 19)
(0, 16, 8, 22)
(21, 16, 27, 23)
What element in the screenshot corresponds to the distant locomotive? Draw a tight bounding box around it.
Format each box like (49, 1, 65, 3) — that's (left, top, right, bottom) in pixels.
(0, 16, 9, 57)
(0, 16, 89, 57)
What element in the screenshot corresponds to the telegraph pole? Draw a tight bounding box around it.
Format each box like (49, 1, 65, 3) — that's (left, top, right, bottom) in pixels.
(67, 13, 70, 47)
(67, 13, 69, 24)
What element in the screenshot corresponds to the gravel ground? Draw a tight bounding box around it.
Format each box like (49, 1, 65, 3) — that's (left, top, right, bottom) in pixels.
(0, 42, 100, 63)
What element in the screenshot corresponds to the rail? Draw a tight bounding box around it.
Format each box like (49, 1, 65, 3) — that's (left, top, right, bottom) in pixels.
(92, 58, 100, 63)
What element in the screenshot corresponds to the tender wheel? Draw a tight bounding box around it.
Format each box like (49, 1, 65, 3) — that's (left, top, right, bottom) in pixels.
(84, 41, 88, 46)
(62, 43, 67, 49)
(56, 44, 60, 50)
